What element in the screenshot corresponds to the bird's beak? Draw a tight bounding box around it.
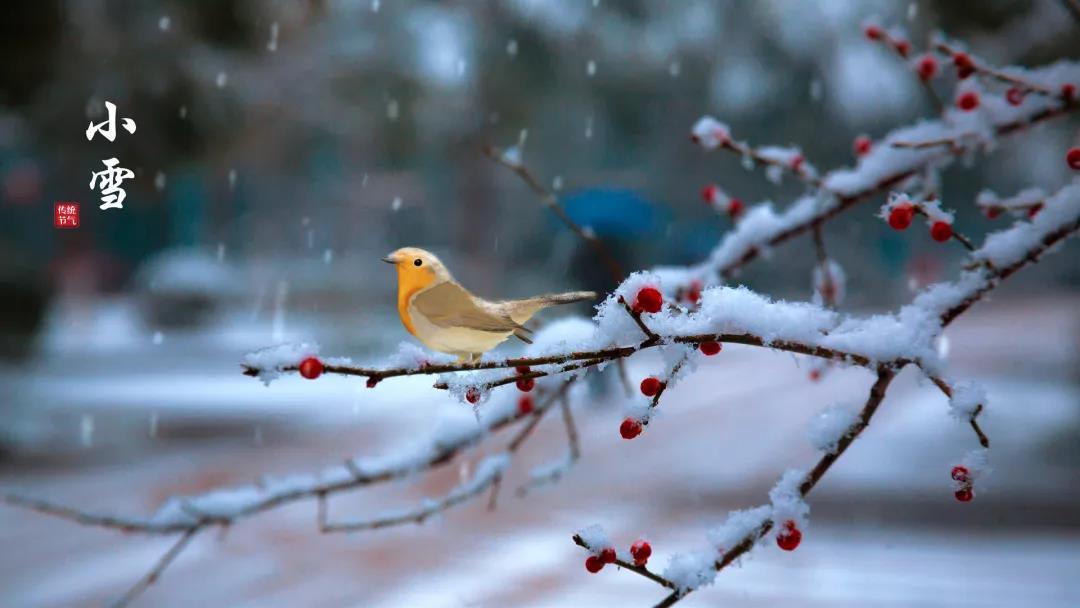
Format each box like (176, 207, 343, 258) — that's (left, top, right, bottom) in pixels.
(381, 255, 397, 264)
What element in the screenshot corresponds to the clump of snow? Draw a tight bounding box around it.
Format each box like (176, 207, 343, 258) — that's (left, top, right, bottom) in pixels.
(662, 550, 718, 593)
(576, 523, 611, 553)
(698, 194, 828, 278)
(808, 403, 859, 453)
(976, 187, 1045, 216)
(954, 448, 992, 490)
(948, 380, 986, 420)
(387, 341, 455, 369)
(706, 505, 770, 554)
(690, 116, 730, 150)
(976, 181, 1080, 268)
(243, 342, 319, 385)
(768, 469, 809, 530)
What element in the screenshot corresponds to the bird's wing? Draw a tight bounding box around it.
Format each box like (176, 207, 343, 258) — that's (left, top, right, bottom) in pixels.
(412, 281, 522, 332)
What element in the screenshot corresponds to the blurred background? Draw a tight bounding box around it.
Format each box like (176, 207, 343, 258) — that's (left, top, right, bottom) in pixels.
(1, 1, 1079, 606)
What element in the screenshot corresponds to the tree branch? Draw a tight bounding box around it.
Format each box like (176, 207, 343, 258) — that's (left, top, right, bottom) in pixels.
(483, 143, 624, 283)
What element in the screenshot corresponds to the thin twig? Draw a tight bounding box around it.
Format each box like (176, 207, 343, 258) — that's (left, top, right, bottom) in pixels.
(572, 534, 677, 589)
(921, 370, 991, 448)
(109, 527, 200, 608)
(934, 41, 1059, 97)
(484, 144, 624, 283)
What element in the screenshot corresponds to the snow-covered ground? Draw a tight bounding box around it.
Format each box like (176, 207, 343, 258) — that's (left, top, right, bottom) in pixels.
(1, 295, 1078, 607)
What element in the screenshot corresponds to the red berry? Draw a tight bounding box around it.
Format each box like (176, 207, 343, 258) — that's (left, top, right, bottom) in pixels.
(585, 555, 604, 573)
(1027, 203, 1043, 218)
(808, 369, 822, 382)
(298, 357, 323, 380)
(600, 548, 617, 564)
(864, 25, 883, 40)
(790, 154, 804, 171)
(515, 365, 531, 374)
(953, 52, 975, 78)
(630, 540, 652, 566)
(1067, 147, 1080, 171)
(516, 377, 535, 392)
(951, 465, 969, 482)
(366, 377, 379, 388)
(956, 91, 979, 111)
(699, 341, 722, 356)
(930, 221, 953, 242)
(701, 184, 719, 204)
(728, 198, 744, 217)
(985, 206, 1002, 219)
(776, 521, 802, 551)
(466, 388, 480, 404)
(916, 54, 938, 82)
(686, 280, 702, 305)
(517, 395, 534, 415)
(853, 135, 872, 157)
(633, 287, 663, 314)
(1005, 87, 1025, 106)
(1062, 83, 1076, 103)
(888, 205, 913, 230)
(894, 39, 910, 58)
(954, 487, 974, 502)
(620, 417, 642, 439)
(640, 377, 662, 397)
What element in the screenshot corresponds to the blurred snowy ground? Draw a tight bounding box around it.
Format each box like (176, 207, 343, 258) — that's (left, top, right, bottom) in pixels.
(1, 296, 1078, 607)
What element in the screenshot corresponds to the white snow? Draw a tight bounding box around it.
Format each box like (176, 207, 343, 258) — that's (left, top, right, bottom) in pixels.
(576, 523, 611, 553)
(690, 116, 730, 150)
(948, 380, 986, 420)
(808, 403, 859, 453)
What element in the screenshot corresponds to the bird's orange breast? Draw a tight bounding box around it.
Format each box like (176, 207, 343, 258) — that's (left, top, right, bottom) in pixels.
(395, 267, 435, 338)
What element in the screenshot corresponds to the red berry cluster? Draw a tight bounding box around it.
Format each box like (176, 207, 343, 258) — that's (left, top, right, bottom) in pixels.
(299, 357, 323, 379)
(633, 287, 663, 314)
(515, 365, 535, 392)
(630, 539, 652, 566)
(887, 203, 953, 243)
(700, 184, 743, 218)
(776, 520, 802, 551)
(953, 52, 975, 79)
(585, 539, 653, 573)
(584, 547, 618, 573)
(952, 465, 975, 502)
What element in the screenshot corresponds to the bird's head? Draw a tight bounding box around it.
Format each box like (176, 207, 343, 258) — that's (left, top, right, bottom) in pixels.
(382, 247, 452, 292)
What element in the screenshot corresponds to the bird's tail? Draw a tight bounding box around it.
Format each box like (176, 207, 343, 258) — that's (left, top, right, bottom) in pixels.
(504, 291, 598, 325)
(534, 290, 598, 306)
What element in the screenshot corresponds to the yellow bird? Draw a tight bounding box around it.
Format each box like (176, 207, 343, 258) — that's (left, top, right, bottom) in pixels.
(382, 247, 597, 362)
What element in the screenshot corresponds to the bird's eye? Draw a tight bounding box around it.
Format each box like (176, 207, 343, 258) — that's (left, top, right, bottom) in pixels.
(414, 258, 423, 267)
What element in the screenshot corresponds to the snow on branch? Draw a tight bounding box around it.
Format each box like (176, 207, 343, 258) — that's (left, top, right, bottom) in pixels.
(678, 57, 1079, 287)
